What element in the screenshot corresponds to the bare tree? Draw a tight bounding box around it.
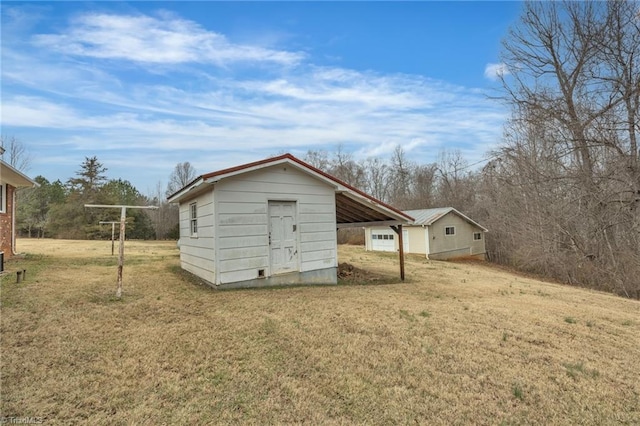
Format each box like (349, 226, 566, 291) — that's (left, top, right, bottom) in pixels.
(329, 145, 366, 188)
(360, 157, 390, 202)
(166, 162, 198, 197)
(489, 0, 640, 298)
(0, 135, 32, 172)
(148, 181, 178, 240)
(388, 145, 415, 208)
(409, 163, 438, 209)
(435, 149, 477, 211)
(304, 149, 331, 171)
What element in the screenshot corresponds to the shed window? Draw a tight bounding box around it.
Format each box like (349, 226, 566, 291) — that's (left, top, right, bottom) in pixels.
(372, 234, 378, 240)
(0, 184, 5, 213)
(189, 202, 198, 236)
(474, 232, 482, 240)
(445, 226, 455, 236)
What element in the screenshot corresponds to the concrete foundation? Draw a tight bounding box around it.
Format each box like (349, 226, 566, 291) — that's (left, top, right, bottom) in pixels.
(202, 267, 338, 290)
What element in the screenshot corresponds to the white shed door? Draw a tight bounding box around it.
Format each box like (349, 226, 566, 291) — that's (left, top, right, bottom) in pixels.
(371, 229, 396, 252)
(269, 201, 298, 274)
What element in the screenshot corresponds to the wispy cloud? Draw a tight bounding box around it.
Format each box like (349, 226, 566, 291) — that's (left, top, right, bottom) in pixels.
(484, 62, 509, 81)
(1, 8, 507, 190)
(32, 12, 304, 66)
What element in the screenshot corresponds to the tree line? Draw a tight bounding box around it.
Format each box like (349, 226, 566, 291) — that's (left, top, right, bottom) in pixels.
(490, 0, 639, 299)
(12, 156, 197, 242)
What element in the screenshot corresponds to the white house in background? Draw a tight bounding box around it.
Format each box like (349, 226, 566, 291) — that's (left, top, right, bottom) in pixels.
(365, 207, 488, 260)
(167, 154, 412, 289)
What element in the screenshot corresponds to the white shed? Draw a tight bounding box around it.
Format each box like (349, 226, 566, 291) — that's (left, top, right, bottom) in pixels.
(167, 154, 412, 289)
(365, 207, 488, 260)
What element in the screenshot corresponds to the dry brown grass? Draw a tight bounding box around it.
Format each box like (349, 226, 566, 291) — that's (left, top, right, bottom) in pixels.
(1, 239, 639, 424)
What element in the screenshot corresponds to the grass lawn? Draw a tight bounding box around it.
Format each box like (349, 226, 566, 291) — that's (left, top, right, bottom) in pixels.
(1, 238, 639, 424)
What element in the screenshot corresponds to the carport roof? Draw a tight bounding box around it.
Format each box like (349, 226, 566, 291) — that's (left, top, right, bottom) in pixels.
(167, 153, 413, 228)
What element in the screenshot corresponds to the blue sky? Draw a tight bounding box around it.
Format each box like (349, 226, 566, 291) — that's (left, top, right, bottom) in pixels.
(1, 1, 522, 194)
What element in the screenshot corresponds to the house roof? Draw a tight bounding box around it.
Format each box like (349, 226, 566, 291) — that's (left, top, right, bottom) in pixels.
(0, 159, 38, 188)
(403, 207, 488, 232)
(167, 153, 413, 228)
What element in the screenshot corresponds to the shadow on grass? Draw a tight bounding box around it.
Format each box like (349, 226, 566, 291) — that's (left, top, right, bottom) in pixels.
(166, 264, 215, 291)
(87, 289, 145, 305)
(337, 277, 409, 286)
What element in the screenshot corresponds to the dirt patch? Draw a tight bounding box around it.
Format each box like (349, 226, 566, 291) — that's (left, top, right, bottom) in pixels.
(337, 262, 390, 283)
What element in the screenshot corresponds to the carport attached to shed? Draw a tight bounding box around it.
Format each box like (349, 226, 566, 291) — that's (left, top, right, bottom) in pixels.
(168, 154, 413, 288)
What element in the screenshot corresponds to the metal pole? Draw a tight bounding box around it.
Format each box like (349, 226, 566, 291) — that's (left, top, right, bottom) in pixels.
(100, 221, 125, 256)
(88, 205, 158, 299)
(116, 207, 126, 298)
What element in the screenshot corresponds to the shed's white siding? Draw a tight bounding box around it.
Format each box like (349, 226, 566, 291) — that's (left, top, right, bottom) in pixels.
(177, 191, 215, 283)
(214, 164, 337, 285)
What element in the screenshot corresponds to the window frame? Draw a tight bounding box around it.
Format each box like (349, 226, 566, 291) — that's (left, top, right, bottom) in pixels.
(189, 202, 198, 237)
(0, 184, 5, 214)
(444, 226, 455, 236)
(473, 232, 482, 241)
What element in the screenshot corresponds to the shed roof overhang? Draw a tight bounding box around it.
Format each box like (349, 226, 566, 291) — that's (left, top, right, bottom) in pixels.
(167, 154, 413, 228)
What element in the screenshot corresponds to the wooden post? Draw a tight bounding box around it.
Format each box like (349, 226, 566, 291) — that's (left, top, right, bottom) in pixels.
(111, 222, 115, 256)
(100, 221, 125, 256)
(117, 206, 126, 298)
(391, 224, 405, 281)
(87, 204, 159, 298)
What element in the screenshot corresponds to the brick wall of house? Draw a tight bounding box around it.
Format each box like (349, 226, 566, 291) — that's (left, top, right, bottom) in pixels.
(0, 184, 15, 257)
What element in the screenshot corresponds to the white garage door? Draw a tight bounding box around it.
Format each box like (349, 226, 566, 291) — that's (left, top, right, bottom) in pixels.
(371, 229, 396, 252)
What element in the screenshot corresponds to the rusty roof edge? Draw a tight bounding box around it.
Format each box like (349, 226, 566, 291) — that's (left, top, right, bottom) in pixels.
(167, 153, 413, 223)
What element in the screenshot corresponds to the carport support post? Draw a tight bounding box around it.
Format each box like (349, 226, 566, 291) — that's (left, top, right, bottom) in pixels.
(391, 224, 405, 281)
(86, 204, 159, 299)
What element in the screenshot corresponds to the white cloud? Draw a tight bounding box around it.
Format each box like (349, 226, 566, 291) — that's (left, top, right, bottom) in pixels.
(2, 9, 508, 191)
(484, 62, 509, 81)
(2, 63, 505, 157)
(32, 12, 304, 66)
(236, 70, 430, 110)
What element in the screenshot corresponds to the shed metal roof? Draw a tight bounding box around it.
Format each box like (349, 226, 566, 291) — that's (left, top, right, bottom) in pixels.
(403, 207, 488, 232)
(168, 153, 413, 228)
